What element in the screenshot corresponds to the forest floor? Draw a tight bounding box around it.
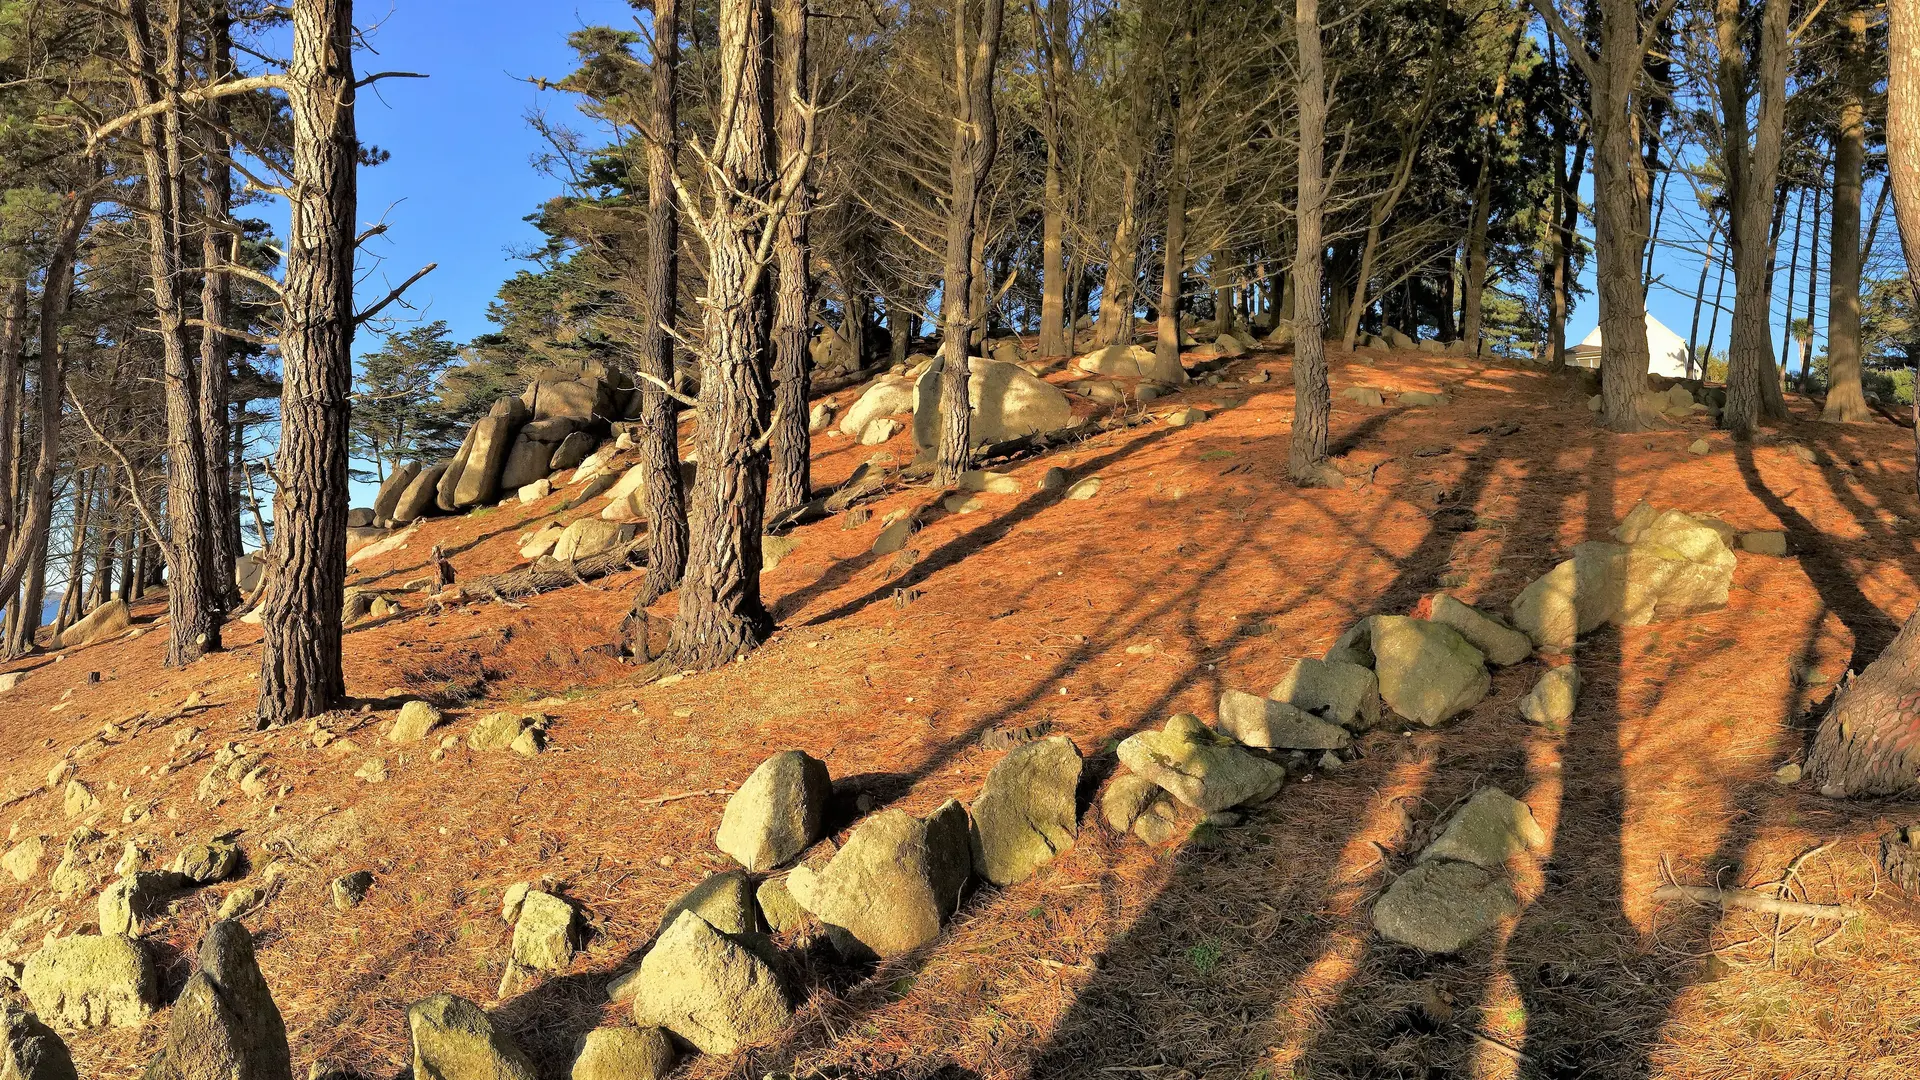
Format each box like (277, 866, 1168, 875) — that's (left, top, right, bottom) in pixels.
(4, 342, 1920, 1080)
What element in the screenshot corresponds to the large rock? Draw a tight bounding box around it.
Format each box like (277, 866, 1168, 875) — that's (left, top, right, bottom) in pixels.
(1372, 860, 1518, 954)
(601, 460, 697, 521)
(1367, 616, 1490, 726)
(838, 376, 915, 438)
(631, 911, 793, 1055)
(171, 837, 241, 884)
(1215, 690, 1351, 750)
(19, 935, 157, 1030)
(394, 463, 449, 522)
(96, 870, 188, 936)
(1519, 664, 1581, 725)
(511, 890, 576, 972)
(1425, 594, 1531, 666)
(371, 462, 421, 526)
(1268, 658, 1380, 729)
(499, 418, 581, 491)
(0, 1007, 77, 1080)
(1511, 507, 1736, 651)
(523, 376, 616, 423)
(570, 1027, 676, 1080)
(3, 836, 45, 882)
(715, 751, 831, 872)
(1116, 714, 1286, 813)
(141, 921, 293, 1080)
(1416, 788, 1548, 870)
(453, 416, 519, 508)
(549, 431, 597, 473)
(345, 526, 389, 559)
(553, 519, 629, 561)
(1074, 344, 1155, 376)
(57, 600, 129, 649)
(969, 736, 1081, 886)
(912, 357, 1074, 455)
(388, 701, 444, 744)
(408, 994, 536, 1080)
(658, 870, 758, 937)
(787, 801, 971, 960)
(233, 554, 263, 595)
(810, 328, 859, 375)
(435, 425, 480, 512)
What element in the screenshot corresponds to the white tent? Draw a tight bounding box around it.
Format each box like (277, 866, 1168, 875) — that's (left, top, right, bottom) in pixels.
(1567, 313, 1693, 378)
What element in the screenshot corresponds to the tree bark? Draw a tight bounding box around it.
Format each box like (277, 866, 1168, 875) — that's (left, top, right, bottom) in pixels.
(767, 0, 812, 519)
(1686, 220, 1720, 378)
(662, 0, 781, 667)
(1717, 0, 1790, 438)
(0, 279, 24, 563)
(1799, 180, 1825, 389)
(1288, 0, 1334, 487)
(1032, 0, 1070, 358)
(1825, 5, 1870, 421)
(933, 0, 1006, 487)
(1805, 0, 1920, 796)
(1150, 30, 1194, 388)
(123, 0, 222, 665)
(257, 0, 357, 726)
(1091, 57, 1150, 350)
(199, 0, 240, 611)
(633, 0, 689, 608)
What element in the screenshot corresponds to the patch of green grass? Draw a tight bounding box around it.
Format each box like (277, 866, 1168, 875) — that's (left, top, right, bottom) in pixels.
(1187, 938, 1224, 976)
(1199, 449, 1236, 461)
(1027, 905, 1047, 920)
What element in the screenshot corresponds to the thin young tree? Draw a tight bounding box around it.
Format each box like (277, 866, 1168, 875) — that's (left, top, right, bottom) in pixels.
(1289, 0, 1336, 487)
(1715, 0, 1791, 436)
(258, 0, 359, 725)
(932, 0, 1007, 487)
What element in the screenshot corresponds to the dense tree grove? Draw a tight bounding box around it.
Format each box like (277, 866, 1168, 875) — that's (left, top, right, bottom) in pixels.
(0, 0, 1914, 734)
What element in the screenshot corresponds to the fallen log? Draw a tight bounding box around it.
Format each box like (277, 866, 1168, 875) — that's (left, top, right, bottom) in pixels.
(1651, 884, 1860, 921)
(456, 540, 649, 604)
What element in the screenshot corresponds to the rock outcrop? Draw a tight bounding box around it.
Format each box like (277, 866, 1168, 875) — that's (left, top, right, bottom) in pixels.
(787, 801, 971, 960)
(911, 357, 1074, 454)
(1510, 504, 1737, 651)
(141, 921, 293, 1080)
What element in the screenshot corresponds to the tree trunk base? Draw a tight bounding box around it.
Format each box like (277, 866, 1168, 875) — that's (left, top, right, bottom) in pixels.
(1806, 606, 1920, 797)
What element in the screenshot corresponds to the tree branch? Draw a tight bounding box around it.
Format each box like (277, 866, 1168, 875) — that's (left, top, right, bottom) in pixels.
(353, 263, 438, 326)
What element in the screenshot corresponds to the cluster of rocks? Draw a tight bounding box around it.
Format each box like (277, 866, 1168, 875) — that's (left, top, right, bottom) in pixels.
(1586, 381, 1726, 426)
(1356, 326, 1478, 357)
(833, 355, 1075, 452)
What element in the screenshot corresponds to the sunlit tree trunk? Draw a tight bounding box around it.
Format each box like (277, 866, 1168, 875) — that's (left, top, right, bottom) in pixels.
(258, 0, 357, 725)
(1719, 0, 1790, 436)
(1824, 4, 1870, 421)
(200, 0, 240, 612)
(1288, 0, 1334, 487)
(767, 0, 813, 519)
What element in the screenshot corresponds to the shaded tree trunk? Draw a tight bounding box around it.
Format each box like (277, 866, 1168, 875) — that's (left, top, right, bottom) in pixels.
(1687, 220, 1721, 378)
(662, 0, 781, 667)
(1288, 0, 1334, 487)
(1825, 1, 1870, 423)
(1717, 0, 1790, 437)
(1150, 27, 1194, 387)
(1799, 180, 1825, 389)
(633, 0, 689, 608)
(0, 279, 24, 563)
(767, 0, 813, 519)
(199, 0, 240, 612)
(257, 0, 357, 726)
(933, 0, 1006, 486)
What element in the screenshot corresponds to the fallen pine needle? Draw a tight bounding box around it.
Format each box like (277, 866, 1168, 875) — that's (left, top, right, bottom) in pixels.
(1653, 884, 1860, 921)
(639, 788, 733, 806)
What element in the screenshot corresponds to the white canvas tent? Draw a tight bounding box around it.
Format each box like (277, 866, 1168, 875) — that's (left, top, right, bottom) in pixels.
(1566, 313, 1693, 378)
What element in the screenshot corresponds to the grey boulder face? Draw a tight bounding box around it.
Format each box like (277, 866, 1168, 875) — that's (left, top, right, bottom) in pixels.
(141, 921, 293, 1080)
(1425, 593, 1532, 666)
(659, 870, 759, 937)
(171, 837, 241, 885)
(1116, 714, 1287, 814)
(1416, 789, 1548, 870)
(0, 1007, 77, 1080)
(453, 416, 520, 508)
(394, 463, 450, 523)
(969, 736, 1082, 886)
(20, 934, 158, 1030)
(1511, 504, 1737, 651)
(436, 424, 480, 512)
(1366, 616, 1490, 727)
(97, 870, 188, 936)
(499, 417, 580, 492)
(1372, 860, 1519, 954)
(714, 751, 832, 872)
(910, 358, 1074, 454)
(1215, 690, 1351, 751)
(570, 1026, 677, 1080)
(632, 911, 794, 1056)
(409, 994, 537, 1080)
(371, 462, 421, 525)
(1519, 664, 1581, 726)
(1268, 658, 1380, 729)
(786, 801, 971, 961)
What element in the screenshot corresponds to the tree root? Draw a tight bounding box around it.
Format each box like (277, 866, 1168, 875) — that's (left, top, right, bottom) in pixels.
(1651, 884, 1860, 921)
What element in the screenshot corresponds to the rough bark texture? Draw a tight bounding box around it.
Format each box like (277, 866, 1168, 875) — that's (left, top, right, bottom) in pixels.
(767, 0, 813, 519)
(124, 0, 221, 665)
(1090, 63, 1150, 349)
(933, 0, 1006, 487)
(634, 0, 689, 609)
(663, 0, 780, 668)
(1288, 0, 1332, 486)
(1718, 0, 1789, 438)
(1823, 6, 1870, 422)
(1034, 0, 1069, 358)
(0, 279, 25, 564)
(1806, 0, 1920, 796)
(1150, 43, 1193, 388)
(199, 0, 240, 611)
(258, 0, 356, 726)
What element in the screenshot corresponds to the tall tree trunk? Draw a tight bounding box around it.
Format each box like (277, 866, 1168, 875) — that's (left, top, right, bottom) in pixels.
(1642, 167, 1671, 286)
(1460, 21, 1524, 353)
(258, 0, 357, 726)
(1289, 0, 1334, 487)
(1825, 5, 1871, 420)
(1718, 0, 1790, 437)
(1551, 139, 1588, 368)
(633, 0, 688, 609)
(1091, 59, 1150, 350)
(663, 0, 782, 667)
(0, 187, 91, 650)
(0, 279, 24, 562)
(199, 0, 240, 612)
(1033, 0, 1070, 358)
(933, 0, 1006, 487)
(1687, 220, 1720, 378)
(888, 298, 912, 365)
(123, 0, 221, 665)
(1150, 40, 1193, 388)
(1800, 180, 1825, 390)
(52, 471, 94, 639)
(766, 0, 813, 519)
